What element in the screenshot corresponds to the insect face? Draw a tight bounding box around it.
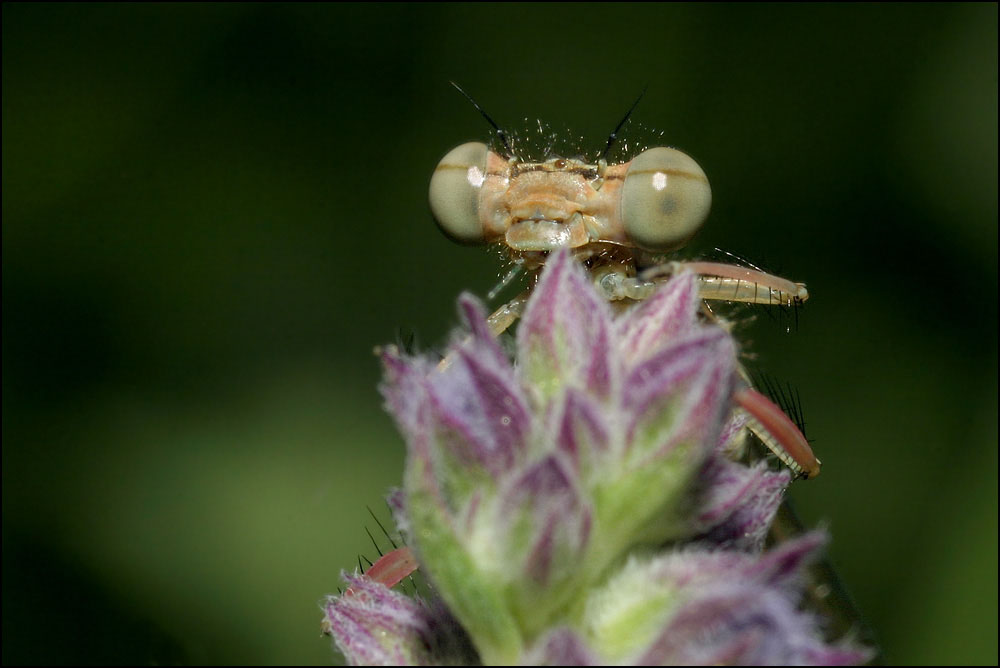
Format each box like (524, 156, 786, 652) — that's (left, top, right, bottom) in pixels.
(429, 143, 711, 256)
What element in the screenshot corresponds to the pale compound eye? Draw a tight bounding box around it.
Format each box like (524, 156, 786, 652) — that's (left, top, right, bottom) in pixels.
(429, 142, 489, 244)
(621, 147, 711, 251)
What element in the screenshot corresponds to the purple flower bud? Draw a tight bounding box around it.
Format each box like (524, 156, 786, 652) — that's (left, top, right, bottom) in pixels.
(634, 534, 874, 666)
(615, 269, 702, 365)
(494, 454, 591, 588)
(322, 574, 474, 666)
(325, 249, 872, 666)
(581, 533, 873, 666)
(694, 457, 791, 551)
(517, 249, 616, 401)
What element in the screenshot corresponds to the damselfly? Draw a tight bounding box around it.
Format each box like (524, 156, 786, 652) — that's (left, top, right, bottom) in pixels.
(326, 90, 879, 659)
(430, 84, 819, 480)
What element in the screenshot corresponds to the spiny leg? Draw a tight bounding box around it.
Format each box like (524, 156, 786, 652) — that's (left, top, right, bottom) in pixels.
(485, 288, 532, 336)
(672, 261, 808, 307)
(598, 260, 808, 307)
(734, 385, 821, 479)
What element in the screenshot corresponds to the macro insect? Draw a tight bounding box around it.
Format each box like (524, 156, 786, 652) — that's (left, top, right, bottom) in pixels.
(429, 84, 820, 481)
(331, 89, 830, 630)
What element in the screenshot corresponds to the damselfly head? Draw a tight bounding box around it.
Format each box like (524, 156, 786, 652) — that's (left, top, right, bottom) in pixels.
(429, 142, 712, 255)
(431, 84, 711, 258)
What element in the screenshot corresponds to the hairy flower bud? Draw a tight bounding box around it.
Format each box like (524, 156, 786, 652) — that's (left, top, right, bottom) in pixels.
(324, 249, 872, 666)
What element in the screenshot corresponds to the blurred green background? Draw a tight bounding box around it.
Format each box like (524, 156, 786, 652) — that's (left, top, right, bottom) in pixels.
(3, 3, 996, 665)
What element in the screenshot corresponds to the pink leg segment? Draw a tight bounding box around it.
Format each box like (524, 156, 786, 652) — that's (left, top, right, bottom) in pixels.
(734, 387, 821, 479)
(346, 546, 419, 596)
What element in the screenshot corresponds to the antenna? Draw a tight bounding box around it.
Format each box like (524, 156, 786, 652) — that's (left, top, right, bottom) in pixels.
(598, 85, 647, 162)
(450, 81, 514, 158)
